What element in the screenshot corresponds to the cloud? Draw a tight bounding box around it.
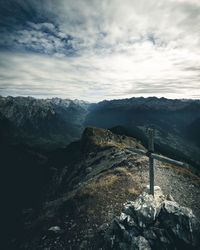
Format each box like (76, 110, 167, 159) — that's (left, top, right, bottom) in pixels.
(0, 0, 200, 101)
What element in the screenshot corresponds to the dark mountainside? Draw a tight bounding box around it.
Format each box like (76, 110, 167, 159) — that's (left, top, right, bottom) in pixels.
(1, 96, 200, 168)
(3, 127, 200, 249)
(1, 96, 200, 249)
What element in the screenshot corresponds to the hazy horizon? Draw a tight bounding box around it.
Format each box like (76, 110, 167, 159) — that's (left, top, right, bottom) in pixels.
(1, 94, 200, 104)
(0, 0, 200, 101)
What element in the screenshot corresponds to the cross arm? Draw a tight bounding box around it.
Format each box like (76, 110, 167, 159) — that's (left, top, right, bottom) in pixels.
(125, 147, 190, 168)
(151, 153, 190, 168)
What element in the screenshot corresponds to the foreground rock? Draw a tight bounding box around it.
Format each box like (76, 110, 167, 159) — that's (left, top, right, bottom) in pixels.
(105, 186, 200, 250)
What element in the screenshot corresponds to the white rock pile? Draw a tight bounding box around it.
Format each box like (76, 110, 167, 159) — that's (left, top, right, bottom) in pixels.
(104, 186, 200, 250)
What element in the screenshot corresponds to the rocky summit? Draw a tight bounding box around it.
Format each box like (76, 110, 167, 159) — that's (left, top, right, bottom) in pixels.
(105, 186, 200, 250)
(5, 127, 199, 250)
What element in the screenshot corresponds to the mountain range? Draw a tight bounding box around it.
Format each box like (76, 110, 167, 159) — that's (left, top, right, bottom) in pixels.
(1, 96, 200, 168)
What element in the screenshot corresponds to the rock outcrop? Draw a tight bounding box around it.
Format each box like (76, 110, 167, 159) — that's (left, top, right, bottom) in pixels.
(105, 186, 200, 249)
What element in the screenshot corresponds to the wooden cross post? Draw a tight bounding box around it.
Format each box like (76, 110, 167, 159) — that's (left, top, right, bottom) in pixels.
(147, 128, 155, 196)
(125, 128, 191, 197)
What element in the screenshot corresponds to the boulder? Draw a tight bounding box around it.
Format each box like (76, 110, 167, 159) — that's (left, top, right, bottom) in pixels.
(159, 200, 200, 247)
(123, 186, 165, 228)
(48, 226, 61, 233)
(131, 236, 151, 250)
(143, 227, 173, 250)
(47, 225, 63, 237)
(120, 213, 137, 227)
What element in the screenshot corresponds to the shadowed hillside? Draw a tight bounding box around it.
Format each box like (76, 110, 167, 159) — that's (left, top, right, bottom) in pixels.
(6, 127, 199, 250)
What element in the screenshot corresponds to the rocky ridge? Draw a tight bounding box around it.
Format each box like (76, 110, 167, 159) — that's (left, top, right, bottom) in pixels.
(15, 127, 200, 250)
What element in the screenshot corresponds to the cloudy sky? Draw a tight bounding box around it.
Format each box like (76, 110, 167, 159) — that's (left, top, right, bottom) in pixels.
(0, 0, 200, 101)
